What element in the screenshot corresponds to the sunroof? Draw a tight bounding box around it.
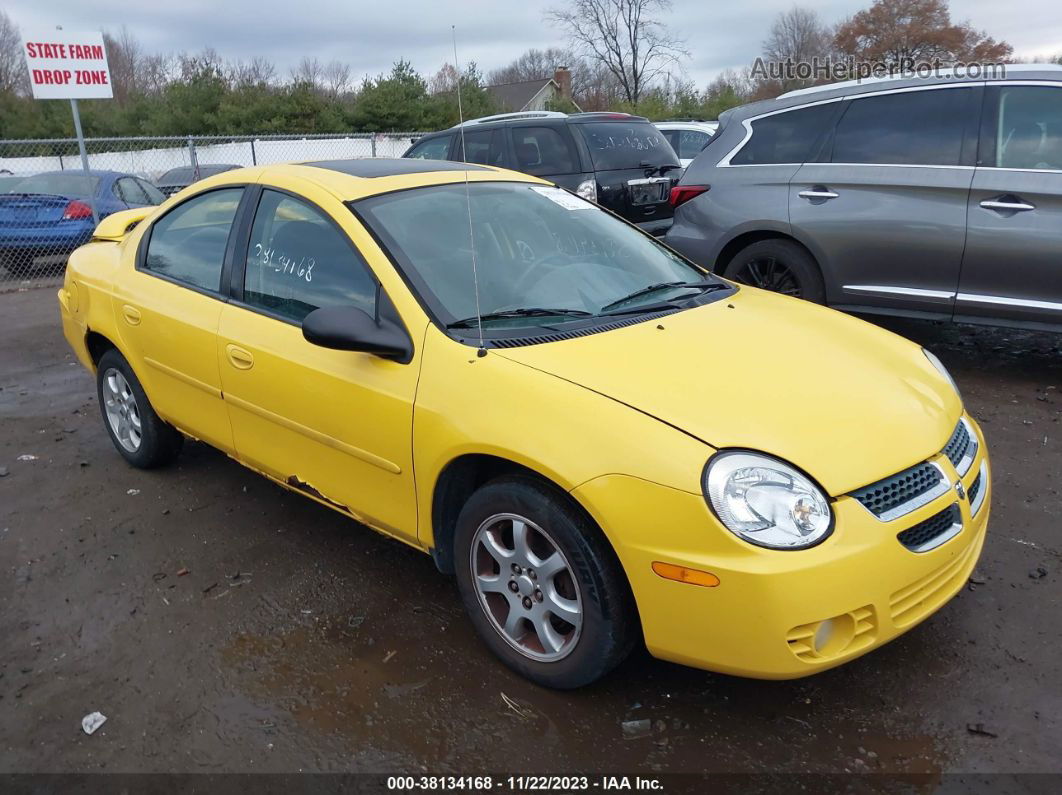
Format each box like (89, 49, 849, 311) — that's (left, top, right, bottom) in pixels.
(303, 158, 490, 178)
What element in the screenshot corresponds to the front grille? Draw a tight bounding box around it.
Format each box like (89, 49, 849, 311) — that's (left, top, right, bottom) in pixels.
(943, 419, 977, 475)
(890, 529, 982, 627)
(897, 503, 962, 552)
(850, 462, 946, 520)
(967, 471, 982, 509)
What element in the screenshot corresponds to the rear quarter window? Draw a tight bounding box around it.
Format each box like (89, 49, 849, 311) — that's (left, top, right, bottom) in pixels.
(730, 103, 836, 166)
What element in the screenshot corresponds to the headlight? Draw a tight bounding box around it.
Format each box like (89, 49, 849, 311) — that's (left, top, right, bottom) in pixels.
(703, 452, 833, 550)
(923, 349, 960, 398)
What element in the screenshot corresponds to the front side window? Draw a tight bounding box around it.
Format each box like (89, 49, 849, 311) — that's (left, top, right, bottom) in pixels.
(144, 188, 243, 291)
(512, 126, 577, 175)
(994, 86, 1062, 170)
(832, 88, 974, 166)
(406, 135, 453, 160)
(243, 190, 376, 323)
(355, 182, 714, 329)
(731, 103, 836, 166)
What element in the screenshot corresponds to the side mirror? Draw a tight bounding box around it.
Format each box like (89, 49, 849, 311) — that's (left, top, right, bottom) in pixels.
(302, 306, 412, 363)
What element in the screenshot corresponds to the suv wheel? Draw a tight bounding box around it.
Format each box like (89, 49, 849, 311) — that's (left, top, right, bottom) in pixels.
(454, 477, 637, 689)
(725, 239, 825, 304)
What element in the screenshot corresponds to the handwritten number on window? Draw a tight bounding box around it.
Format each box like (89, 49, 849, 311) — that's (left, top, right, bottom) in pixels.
(253, 242, 314, 283)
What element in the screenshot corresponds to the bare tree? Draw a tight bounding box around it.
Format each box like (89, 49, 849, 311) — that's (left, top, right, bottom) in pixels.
(428, 62, 459, 95)
(761, 7, 834, 92)
(229, 56, 277, 88)
(140, 53, 174, 95)
(290, 56, 323, 89)
(0, 10, 28, 96)
(104, 27, 144, 103)
(322, 59, 352, 98)
(546, 0, 688, 104)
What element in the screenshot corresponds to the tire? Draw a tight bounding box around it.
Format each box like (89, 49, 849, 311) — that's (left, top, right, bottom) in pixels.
(724, 238, 826, 304)
(454, 476, 637, 689)
(96, 349, 183, 469)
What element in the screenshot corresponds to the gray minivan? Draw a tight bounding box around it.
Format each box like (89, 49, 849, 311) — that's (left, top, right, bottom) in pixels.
(665, 64, 1062, 332)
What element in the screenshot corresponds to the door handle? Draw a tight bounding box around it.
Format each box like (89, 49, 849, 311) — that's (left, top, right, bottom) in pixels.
(798, 188, 839, 200)
(121, 305, 142, 325)
(980, 198, 1035, 212)
(226, 344, 254, 370)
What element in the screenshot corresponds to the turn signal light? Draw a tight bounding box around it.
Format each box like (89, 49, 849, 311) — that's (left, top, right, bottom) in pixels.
(669, 185, 709, 208)
(652, 561, 720, 587)
(63, 200, 94, 220)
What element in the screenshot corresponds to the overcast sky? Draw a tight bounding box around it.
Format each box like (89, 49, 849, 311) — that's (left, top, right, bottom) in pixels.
(7, 0, 1062, 88)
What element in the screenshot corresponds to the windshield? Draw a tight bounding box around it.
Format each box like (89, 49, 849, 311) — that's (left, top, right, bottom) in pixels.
(577, 122, 679, 171)
(7, 173, 100, 197)
(355, 182, 714, 330)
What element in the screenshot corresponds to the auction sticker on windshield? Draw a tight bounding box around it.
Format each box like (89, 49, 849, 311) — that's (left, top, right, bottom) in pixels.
(530, 186, 594, 210)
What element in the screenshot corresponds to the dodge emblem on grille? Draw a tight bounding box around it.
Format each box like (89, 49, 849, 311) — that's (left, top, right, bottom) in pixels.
(955, 481, 966, 500)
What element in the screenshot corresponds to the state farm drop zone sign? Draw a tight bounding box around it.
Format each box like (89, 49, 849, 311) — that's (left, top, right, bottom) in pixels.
(23, 31, 113, 100)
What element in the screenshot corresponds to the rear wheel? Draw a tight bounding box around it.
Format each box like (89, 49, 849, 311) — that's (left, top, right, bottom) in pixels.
(96, 349, 183, 468)
(454, 477, 637, 689)
(725, 239, 825, 304)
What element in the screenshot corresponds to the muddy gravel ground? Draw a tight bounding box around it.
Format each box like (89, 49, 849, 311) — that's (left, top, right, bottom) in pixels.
(1, 286, 1060, 783)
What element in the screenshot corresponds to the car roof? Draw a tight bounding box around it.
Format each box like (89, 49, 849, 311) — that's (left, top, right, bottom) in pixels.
(23, 169, 124, 178)
(189, 159, 546, 202)
(728, 63, 1062, 120)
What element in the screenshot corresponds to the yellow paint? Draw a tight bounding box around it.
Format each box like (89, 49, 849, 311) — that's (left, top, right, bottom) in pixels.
(58, 163, 990, 679)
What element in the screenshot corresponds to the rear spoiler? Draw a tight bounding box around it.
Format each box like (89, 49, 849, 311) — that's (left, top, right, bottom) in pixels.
(91, 207, 155, 242)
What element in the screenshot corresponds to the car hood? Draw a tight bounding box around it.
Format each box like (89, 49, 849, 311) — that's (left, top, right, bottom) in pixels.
(495, 287, 962, 496)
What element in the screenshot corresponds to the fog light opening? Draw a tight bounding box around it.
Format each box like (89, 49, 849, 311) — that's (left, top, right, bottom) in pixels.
(811, 613, 856, 658)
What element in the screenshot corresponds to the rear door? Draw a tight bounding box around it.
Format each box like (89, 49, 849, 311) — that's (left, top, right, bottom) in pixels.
(573, 120, 678, 232)
(790, 85, 981, 315)
(508, 124, 587, 193)
(453, 128, 510, 168)
(957, 83, 1062, 327)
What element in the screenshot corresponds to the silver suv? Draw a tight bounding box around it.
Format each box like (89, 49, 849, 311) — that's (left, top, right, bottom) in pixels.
(665, 64, 1062, 332)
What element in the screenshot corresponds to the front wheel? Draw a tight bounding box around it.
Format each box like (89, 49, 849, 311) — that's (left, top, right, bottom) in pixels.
(454, 477, 637, 689)
(724, 239, 825, 304)
(96, 349, 183, 469)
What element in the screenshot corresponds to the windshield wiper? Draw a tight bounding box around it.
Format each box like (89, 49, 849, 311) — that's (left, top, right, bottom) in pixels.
(446, 307, 593, 329)
(598, 280, 722, 314)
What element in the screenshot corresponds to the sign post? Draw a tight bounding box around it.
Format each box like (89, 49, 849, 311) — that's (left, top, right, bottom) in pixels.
(22, 29, 113, 227)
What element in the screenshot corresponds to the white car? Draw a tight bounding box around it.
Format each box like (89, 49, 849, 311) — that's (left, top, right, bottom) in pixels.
(654, 121, 718, 167)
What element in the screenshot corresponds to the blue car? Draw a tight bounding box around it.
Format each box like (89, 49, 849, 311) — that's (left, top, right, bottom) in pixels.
(0, 170, 165, 273)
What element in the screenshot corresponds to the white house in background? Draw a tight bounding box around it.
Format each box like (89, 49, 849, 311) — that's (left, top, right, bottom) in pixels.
(486, 67, 582, 112)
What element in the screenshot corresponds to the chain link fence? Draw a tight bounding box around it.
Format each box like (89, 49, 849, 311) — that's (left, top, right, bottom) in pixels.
(0, 132, 426, 291)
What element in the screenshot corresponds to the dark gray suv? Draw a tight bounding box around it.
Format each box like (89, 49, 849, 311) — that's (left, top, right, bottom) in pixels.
(665, 64, 1062, 332)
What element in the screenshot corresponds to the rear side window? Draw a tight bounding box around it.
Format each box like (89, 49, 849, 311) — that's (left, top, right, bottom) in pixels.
(731, 104, 835, 165)
(832, 88, 974, 166)
(243, 190, 376, 323)
(144, 188, 243, 291)
(457, 129, 506, 167)
(406, 135, 453, 160)
(675, 130, 712, 160)
(992, 86, 1062, 171)
(512, 126, 578, 175)
(577, 122, 676, 170)
(137, 178, 166, 205)
(114, 177, 148, 205)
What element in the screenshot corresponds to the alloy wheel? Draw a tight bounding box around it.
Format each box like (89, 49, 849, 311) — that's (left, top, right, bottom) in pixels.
(470, 513, 583, 662)
(735, 256, 802, 297)
(102, 368, 142, 452)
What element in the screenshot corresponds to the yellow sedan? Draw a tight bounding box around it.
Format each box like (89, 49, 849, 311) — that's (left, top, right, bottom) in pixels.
(57, 159, 990, 688)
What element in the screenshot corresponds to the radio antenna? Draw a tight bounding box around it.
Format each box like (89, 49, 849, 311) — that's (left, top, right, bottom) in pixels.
(451, 25, 486, 357)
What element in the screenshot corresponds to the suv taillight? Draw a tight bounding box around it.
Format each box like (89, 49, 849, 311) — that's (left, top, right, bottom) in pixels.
(63, 200, 94, 220)
(575, 179, 598, 202)
(669, 185, 709, 208)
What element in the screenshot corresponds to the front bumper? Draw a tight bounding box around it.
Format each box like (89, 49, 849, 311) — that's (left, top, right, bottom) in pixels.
(572, 417, 991, 679)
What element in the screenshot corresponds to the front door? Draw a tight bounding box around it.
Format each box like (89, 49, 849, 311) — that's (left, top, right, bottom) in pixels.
(217, 187, 420, 541)
(790, 86, 980, 315)
(957, 84, 1062, 328)
(112, 186, 246, 452)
